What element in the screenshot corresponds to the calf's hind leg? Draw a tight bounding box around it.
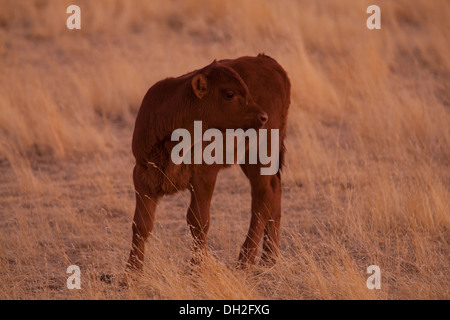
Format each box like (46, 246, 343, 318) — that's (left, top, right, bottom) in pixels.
(186, 167, 219, 263)
(127, 165, 159, 272)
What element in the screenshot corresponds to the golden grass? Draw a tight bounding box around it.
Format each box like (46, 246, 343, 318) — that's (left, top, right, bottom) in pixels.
(0, 0, 448, 299)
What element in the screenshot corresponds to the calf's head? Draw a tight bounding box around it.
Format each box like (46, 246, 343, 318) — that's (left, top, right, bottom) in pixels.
(190, 61, 267, 130)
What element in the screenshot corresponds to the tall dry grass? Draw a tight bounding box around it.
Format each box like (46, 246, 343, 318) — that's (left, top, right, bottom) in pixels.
(0, 0, 448, 299)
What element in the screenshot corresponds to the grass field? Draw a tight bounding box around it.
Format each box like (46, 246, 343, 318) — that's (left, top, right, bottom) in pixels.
(0, 0, 449, 299)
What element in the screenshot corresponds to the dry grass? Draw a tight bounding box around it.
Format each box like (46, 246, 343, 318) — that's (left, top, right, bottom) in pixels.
(0, 0, 449, 300)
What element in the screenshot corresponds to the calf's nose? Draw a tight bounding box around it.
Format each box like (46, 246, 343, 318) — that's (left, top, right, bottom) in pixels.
(259, 112, 268, 125)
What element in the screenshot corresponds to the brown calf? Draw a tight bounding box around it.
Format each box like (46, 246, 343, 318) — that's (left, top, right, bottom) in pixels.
(127, 54, 290, 271)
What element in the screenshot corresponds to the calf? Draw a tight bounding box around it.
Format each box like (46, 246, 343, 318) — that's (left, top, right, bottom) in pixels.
(127, 54, 290, 271)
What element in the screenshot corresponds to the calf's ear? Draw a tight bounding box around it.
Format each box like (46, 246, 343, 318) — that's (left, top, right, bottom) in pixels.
(192, 74, 208, 99)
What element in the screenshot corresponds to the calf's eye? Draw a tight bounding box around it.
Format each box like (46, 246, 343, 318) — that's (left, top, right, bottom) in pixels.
(225, 91, 234, 100)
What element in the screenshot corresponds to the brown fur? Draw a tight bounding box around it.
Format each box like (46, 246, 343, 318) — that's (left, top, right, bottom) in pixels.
(127, 54, 290, 271)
